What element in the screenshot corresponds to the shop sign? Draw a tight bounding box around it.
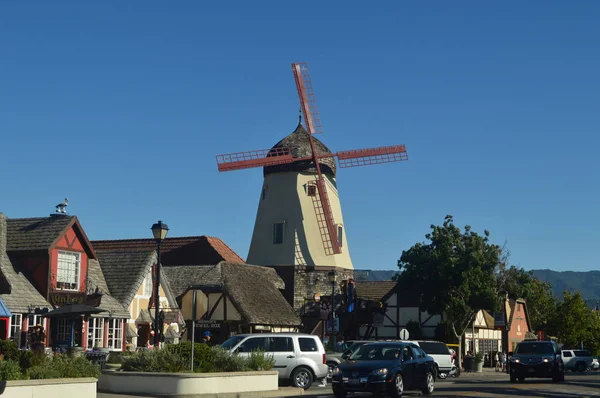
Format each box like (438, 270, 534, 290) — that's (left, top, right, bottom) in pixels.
(493, 312, 505, 329)
(50, 292, 85, 306)
(163, 311, 180, 324)
(196, 320, 222, 329)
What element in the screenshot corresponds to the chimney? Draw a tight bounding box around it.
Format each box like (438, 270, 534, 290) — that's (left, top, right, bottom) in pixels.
(0, 213, 7, 255)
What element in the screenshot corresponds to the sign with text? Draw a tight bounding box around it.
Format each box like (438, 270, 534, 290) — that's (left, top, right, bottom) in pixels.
(163, 311, 180, 324)
(196, 320, 222, 329)
(50, 292, 85, 306)
(494, 312, 506, 329)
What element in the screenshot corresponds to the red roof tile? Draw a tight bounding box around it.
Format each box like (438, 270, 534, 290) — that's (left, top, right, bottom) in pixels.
(91, 236, 244, 266)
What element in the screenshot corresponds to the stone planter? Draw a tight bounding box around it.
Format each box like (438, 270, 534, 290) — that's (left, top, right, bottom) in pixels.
(474, 360, 484, 373)
(0, 378, 96, 398)
(98, 370, 279, 396)
(67, 347, 84, 358)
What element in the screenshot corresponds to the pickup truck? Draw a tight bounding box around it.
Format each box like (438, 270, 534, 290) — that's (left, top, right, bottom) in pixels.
(561, 349, 594, 372)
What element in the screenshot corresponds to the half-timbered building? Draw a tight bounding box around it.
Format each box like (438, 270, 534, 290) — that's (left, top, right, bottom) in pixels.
(0, 212, 128, 351)
(163, 262, 301, 343)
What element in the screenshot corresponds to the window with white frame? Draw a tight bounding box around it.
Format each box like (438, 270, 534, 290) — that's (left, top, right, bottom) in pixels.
(87, 318, 104, 348)
(9, 314, 22, 346)
(142, 272, 153, 297)
(273, 222, 284, 245)
(27, 314, 41, 329)
(107, 319, 123, 350)
(57, 251, 81, 290)
(56, 318, 71, 343)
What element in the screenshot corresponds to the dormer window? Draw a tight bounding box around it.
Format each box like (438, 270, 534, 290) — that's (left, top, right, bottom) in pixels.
(57, 251, 80, 291)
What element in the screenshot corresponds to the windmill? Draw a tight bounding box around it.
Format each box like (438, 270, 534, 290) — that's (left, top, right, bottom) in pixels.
(216, 62, 408, 267)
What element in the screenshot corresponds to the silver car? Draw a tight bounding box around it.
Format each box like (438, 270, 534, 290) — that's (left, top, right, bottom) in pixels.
(222, 333, 328, 389)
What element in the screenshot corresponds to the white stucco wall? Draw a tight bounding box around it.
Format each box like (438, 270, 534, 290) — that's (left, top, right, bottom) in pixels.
(98, 371, 278, 395)
(247, 172, 353, 269)
(1, 378, 96, 398)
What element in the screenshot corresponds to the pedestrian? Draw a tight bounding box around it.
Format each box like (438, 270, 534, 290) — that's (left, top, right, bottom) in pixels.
(501, 352, 507, 372)
(201, 331, 213, 345)
(495, 352, 501, 372)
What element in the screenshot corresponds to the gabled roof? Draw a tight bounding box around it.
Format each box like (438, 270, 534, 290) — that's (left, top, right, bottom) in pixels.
(507, 298, 532, 332)
(163, 262, 299, 326)
(85, 259, 129, 318)
(95, 250, 155, 306)
(91, 236, 244, 265)
(355, 281, 397, 302)
(6, 215, 96, 259)
(95, 250, 179, 316)
(0, 214, 52, 313)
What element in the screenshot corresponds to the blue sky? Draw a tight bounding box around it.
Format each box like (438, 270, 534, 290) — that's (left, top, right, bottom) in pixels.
(1, 1, 599, 272)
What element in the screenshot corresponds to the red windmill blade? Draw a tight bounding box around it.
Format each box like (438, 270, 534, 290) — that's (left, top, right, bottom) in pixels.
(291, 62, 341, 254)
(215, 62, 409, 257)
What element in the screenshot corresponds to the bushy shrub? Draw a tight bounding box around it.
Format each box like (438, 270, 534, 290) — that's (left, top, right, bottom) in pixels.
(246, 349, 275, 371)
(121, 349, 187, 373)
(18, 350, 47, 372)
(121, 344, 275, 373)
(27, 355, 100, 380)
(166, 342, 215, 372)
(212, 347, 249, 372)
(0, 360, 22, 381)
(0, 340, 19, 361)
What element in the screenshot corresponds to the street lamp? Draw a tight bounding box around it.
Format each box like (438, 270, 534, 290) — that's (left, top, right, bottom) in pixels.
(151, 220, 169, 347)
(328, 270, 338, 349)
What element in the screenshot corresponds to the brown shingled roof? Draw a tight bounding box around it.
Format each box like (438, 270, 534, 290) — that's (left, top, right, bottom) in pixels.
(355, 281, 397, 301)
(91, 236, 244, 265)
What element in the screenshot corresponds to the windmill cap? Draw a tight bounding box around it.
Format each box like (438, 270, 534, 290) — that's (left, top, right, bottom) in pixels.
(263, 122, 336, 177)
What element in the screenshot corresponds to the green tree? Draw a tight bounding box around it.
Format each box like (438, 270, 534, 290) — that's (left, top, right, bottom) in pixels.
(551, 291, 600, 353)
(396, 215, 501, 366)
(497, 265, 556, 332)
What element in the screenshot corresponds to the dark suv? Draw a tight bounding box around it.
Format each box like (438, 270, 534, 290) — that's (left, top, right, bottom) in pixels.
(509, 341, 564, 383)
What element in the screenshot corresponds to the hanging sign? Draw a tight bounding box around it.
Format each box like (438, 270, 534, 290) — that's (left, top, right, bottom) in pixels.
(493, 312, 506, 329)
(50, 292, 85, 306)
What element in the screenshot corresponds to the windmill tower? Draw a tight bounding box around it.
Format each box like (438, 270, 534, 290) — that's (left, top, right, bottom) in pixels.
(216, 63, 408, 309)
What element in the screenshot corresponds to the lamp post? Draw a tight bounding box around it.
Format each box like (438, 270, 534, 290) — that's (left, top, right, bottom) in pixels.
(328, 270, 338, 350)
(151, 220, 169, 347)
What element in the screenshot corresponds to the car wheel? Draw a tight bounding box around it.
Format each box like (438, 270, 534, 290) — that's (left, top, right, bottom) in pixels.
(290, 366, 313, 389)
(518, 376, 525, 383)
(422, 371, 435, 395)
(391, 373, 404, 397)
(332, 384, 347, 398)
(326, 362, 337, 379)
(577, 362, 586, 372)
(510, 373, 517, 383)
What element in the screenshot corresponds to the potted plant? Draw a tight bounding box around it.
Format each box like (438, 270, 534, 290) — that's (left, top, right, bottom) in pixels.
(474, 352, 484, 373)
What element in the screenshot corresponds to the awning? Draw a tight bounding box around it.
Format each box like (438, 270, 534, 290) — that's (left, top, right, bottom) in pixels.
(43, 304, 103, 318)
(0, 297, 12, 318)
(135, 309, 154, 325)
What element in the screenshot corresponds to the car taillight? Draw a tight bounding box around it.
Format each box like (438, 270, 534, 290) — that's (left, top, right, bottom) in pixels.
(323, 354, 326, 364)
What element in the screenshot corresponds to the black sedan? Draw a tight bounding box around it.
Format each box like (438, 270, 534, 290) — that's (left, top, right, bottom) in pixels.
(331, 342, 436, 397)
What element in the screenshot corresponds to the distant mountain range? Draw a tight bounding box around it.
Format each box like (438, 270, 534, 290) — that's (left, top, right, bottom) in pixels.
(354, 269, 600, 308)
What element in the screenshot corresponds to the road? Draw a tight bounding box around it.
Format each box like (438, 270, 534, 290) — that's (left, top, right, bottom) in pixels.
(98, 371, 600, 398)
(302, 371, 600, 398)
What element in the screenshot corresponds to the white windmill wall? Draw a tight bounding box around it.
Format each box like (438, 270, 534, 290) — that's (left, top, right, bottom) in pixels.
(247, 171, 354, 270)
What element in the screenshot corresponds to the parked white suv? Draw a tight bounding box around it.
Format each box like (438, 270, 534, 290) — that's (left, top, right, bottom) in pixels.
(408, 340, 453, 376)
(561, 349, 594, 372)
(221, 333, 328, 389)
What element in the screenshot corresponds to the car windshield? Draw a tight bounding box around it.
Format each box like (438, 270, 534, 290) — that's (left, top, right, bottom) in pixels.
(515, 343, 554, 355)
(221, 335, 245, 350)
(349, 344, 402, 361)
(418, 342, 451, 355)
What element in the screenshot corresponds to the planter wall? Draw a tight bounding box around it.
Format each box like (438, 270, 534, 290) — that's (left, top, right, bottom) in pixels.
(0, 378, 97, 398)
(98, 370, 278, 396)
